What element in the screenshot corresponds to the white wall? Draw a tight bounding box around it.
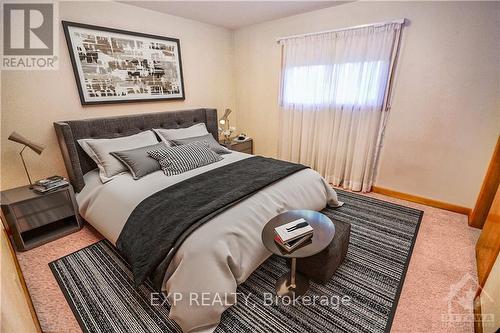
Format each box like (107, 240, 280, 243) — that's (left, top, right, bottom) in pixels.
(0, 1, 235, 190)
(233, 1, 500, 207)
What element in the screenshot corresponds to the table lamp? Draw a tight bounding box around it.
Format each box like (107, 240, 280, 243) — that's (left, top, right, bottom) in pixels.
(219, 109, 234, 144)
(219, 108, 232, 128)
(8, 131, 45, 189)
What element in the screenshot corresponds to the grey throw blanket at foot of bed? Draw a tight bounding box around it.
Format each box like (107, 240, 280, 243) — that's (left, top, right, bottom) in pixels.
(116, 156, 308, 290)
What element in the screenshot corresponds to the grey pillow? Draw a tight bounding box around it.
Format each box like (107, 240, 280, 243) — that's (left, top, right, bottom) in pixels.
(111, 142, 167, 179)
(78, 131, 158, 183)
(153, 123, 209, 142)
(171, 134, 231, 154)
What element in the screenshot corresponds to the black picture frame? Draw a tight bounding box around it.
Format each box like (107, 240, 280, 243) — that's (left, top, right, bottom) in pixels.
(62, 21, 185, 105)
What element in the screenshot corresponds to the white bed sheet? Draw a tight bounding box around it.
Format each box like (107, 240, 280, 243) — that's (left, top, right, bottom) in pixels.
(77, 152, 341, 332)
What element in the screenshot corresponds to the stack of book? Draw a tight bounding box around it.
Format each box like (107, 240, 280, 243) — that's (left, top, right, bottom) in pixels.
(274, 218, 313, 253)
(33, 175, 69, 194)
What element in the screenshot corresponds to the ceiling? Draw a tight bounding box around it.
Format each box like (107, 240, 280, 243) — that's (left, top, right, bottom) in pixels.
(123, 1, 348, 30)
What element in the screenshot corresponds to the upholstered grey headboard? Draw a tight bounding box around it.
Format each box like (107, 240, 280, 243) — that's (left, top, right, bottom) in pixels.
(54, 108, 218, 192)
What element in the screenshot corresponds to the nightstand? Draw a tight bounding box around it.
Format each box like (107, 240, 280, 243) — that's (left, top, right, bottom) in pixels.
(0, 184, 82, 251)
(220, 138, 253, 154)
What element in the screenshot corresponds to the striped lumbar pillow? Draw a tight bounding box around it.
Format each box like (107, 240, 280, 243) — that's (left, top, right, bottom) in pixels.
(147, 141, 223, 176)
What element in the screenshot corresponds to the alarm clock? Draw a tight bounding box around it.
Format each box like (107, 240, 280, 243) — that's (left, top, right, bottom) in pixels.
(234, 133, 249, 142)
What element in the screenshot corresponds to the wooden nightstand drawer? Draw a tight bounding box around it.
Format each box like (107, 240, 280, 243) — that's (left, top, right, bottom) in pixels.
(16, 205, 75, 233)
(12, 190, 72, 219)
(234, 140, 252, 152)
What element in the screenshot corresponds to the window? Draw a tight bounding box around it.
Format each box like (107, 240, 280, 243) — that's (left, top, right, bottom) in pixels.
(282, 60, 389, 107)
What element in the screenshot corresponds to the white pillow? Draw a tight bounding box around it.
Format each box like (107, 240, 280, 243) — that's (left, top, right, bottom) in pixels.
(78, 131, 158, 183)
(153, 123, 209, 142)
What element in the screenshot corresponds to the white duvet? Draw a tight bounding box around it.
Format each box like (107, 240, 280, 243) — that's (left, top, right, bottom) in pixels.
(77, 152, 341, 332)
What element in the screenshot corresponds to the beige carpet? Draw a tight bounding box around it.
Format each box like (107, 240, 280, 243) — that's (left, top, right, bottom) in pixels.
(16, 192, 480, 333)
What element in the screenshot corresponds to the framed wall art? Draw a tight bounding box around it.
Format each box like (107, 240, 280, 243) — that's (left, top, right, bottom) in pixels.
(62, 21, 185, 105)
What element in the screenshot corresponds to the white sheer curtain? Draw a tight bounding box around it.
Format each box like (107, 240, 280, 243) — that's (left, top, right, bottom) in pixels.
(278, 23, 402, 192)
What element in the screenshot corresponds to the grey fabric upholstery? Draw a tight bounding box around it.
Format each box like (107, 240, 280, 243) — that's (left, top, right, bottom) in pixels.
(54, 108, 218, 192)
(289, 219, 351, 284)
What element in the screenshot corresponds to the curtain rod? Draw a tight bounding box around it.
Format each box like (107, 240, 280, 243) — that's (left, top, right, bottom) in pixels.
(276, 18, 407, 44)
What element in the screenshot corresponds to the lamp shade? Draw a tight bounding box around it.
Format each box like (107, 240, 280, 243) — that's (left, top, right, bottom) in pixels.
(222, 108, 231, 120)
(8, 132, 45, 155)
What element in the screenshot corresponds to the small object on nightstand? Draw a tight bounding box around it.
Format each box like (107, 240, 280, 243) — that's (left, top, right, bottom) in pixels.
(0, 184, 82, 251)
(234, 133, 251, 142)
(219, 137, 253, 154)
(33, 175, 69, 194)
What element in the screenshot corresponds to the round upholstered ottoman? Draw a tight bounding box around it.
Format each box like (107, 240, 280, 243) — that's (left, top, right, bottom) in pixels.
(290, 218, 351, 284)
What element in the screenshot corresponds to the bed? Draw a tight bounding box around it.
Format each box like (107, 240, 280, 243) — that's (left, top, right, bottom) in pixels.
(54, 108, 341, 332)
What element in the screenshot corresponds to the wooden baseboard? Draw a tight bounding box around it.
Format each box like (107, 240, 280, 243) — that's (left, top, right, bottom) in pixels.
(371, 186, 472, 216)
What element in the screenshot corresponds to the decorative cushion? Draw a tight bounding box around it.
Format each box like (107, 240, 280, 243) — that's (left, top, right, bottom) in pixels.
(110, 142, 167, 180)
(170, 134, 231, 154)
(78, 131, 158, 183)
(153, 123, 209, 142)
(147, 141, 223, 176)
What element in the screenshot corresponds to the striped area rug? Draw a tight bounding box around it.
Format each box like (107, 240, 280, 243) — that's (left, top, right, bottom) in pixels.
(50, 190, 422, 333)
